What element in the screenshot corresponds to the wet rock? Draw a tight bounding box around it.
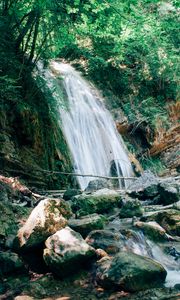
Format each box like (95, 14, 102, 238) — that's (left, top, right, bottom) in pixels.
(68, 213, 106, 238)
(158, 180, 180, 205)
(134, 221, 167, 241)
(143, 209, 180, 236)
(63, 188, 82, 201)
(14, 198, 72, 250)
(86, 230, 125, 254)
(96, 252, 167, 292)
(156, 209, 180, 236)
(43, 226, 96, 277)
(85, 179, 112, 192)
(0, 251, 26, 276)
(119, 199, 144, 218)
(71, 189, 122, 217)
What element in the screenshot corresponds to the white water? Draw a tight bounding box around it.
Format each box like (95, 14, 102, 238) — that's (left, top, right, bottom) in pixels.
(49, 61, 133, 190)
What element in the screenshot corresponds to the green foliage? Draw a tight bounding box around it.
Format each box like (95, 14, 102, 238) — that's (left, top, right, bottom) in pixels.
(140, 156, 166, 175)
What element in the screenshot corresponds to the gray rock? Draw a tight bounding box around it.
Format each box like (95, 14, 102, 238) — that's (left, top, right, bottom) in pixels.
(85, 179, 112, 192)
(129, 171, 159, 192)
(86, 230, 125, 254)
(68, 213, 106, 238)
(43, 226, 96, 277)
(96, 251, 167, 292)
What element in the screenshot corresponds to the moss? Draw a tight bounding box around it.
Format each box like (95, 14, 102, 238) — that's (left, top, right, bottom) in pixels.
(71, 193, 122, 217)
(0, 202, 30, 243)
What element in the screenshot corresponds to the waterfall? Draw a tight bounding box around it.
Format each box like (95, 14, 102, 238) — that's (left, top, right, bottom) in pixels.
(37, 61, 134, 190)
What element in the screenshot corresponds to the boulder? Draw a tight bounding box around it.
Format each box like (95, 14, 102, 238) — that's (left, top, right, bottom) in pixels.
(142, 209, 180, 236)
(134, 221, 167, 241)
(63, 188, 82, 201)
(14, 198, 72, 250)
(85, 179, 112, 192)
(158, 181, 180, 205)
(68, 213, 106, 238)
(156, 210, 180, 236)
(119, 199, 144, 218)
(71, 189, 122, 217)
(129, 171, 159, 193)
(86, 230, 125, 254)
(0, 251, 26, 276)
(96, 252, 167, 292)
(43, 227, 96, 277)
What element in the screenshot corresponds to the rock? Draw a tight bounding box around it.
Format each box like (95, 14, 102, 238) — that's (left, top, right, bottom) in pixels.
(85, 179, 112, 192)
(129, 171, 159, 192)
(156, 209, 180, 236)
(135, 221, 167, 241)
(95, 249, 109, 259)
(158, 180, 180, 205)
(0, 202, 30, 249)
(15, 296, 34, 300)
(43, 226, 96, 277)
(14, 198, 72, 250)
(173, 200, 180, 210)
(0, 251, 26, 276)
(68, 213, 106, 238)
(86, 230, 125, 254)
(119, 199, 144, 218)
(71, 189, 122, 217)
(142, 209, 180, 236)
(63, 189, 82, 201)
(96, 252, 167, 292)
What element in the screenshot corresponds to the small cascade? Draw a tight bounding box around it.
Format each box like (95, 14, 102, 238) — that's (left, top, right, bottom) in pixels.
(49, 61, 133, 190)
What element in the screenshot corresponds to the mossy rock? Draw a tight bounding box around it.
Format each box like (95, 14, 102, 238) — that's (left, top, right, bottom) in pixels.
(0, 251, 26, 276)
(68, 213, 107, 238)
(119, 199, 144, 218)
(0, 202, 30, 248)
(71, 189, 122, 217)
(96, 252, 167, 292)
(141, 209, 180, 236)
(135, 221, 167, 241)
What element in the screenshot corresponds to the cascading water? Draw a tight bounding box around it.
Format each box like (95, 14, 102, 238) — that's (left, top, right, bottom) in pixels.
(48, 61, 133, 190)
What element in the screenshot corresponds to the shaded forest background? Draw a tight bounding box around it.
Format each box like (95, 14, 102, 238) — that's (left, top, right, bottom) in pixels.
(0, 0, 179, 187)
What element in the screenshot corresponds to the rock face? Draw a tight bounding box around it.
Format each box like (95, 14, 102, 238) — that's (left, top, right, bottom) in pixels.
(0, 251, 26, 276)
(71, 189, 122, 217)
(68, 213, 106, 238)
(14, 198, 72, 250)
(96, 252, 167, 292)
(119, 199, 144, 218)
(86, 230, 125, 254)
(43, 227, 96, 277)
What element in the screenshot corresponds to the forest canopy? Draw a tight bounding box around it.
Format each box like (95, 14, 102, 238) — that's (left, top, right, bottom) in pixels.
(0, 0, 179, 129)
